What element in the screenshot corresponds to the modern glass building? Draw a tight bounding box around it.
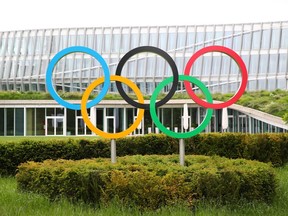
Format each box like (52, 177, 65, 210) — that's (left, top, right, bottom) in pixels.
(0, 21, 287, 136)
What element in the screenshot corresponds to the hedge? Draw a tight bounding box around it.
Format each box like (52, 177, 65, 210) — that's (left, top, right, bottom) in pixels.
(1, 133, 288, 175)
(16, 155, 276, 209)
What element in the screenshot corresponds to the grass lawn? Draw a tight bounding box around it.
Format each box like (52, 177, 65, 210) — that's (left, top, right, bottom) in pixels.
(0, 177, 191, 216)
(1, 165, 288, 216)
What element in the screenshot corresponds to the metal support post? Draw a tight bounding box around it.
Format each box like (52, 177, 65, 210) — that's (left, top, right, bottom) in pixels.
(179, 138, 185, 166)
(111, 139, 116, 164)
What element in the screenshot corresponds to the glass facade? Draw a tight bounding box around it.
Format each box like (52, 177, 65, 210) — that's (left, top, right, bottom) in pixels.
(0, 102, 287, 136)
(0, 21, 287, 94)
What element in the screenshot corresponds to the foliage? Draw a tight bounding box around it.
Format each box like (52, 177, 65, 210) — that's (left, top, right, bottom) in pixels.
(1, 133, 288, 176)
(3, 163, 288, 215)
(16, 155, 276, 209)
(0, 91, 149, 100)
(283, 112, 288, 124)
(187, 133, 288, 167)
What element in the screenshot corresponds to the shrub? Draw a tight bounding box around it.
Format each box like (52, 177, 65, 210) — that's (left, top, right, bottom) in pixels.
(0, 139, 79, 175)
(1, 133, 288, 176)
(187, 133, 288, 166)
(16, 155, 276, 209)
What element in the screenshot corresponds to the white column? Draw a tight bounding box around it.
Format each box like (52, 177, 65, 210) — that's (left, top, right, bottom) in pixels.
(63, 108, 67, 136)
(123, 107, 127, 130)
(148, 127, 152, 133)
(23, 107, 26, 136)
(222, 108, 228, 132)
(90, 107, 96, 135)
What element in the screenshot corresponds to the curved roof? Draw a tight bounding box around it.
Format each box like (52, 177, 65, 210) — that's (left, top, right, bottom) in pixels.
(1, 21, 288, 93)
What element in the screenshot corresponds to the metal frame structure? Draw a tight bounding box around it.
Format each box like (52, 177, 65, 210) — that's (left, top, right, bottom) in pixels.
(0, 21, 288, 94)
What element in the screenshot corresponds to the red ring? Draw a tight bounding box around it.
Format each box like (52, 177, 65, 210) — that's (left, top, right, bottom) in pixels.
(184, 46, 248, 109)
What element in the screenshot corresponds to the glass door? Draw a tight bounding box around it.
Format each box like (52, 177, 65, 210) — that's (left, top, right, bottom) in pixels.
(239, 115, 247, 133)
(228, 116, 234, 132)
(104, 116, 116, 133)
(45, 117, 64, 136)
(76, 116, 92, 136)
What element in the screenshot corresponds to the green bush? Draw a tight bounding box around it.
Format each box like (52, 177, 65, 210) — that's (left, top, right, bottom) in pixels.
(0, 139, 78, 175)
(1, 133, 288, 176)
(188, 133, 288, 166)
(16, 155, 276, 209)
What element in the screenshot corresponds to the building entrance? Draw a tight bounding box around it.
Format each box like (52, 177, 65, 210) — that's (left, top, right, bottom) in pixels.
(45, 116, 65, 136)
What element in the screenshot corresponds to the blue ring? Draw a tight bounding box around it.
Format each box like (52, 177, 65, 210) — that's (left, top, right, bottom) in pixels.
(46, 46, 110, 110)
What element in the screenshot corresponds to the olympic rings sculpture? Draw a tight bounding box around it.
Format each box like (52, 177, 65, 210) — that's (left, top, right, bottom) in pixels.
(46, 45, 248, 139)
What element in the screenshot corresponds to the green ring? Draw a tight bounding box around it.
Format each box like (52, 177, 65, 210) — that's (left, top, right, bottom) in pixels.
(150, 75, 213, 139)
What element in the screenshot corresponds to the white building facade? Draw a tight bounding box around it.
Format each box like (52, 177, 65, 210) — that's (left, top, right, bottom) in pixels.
(0, 21, 288, 136)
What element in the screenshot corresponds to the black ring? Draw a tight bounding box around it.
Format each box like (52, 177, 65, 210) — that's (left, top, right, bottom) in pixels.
(115, 46, 179, 109)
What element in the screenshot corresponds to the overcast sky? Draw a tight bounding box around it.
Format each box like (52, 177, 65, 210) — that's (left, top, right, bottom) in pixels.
(0, 0, 287, 31)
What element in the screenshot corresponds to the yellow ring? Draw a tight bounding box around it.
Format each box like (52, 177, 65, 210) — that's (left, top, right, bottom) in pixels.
(81, 75, 145, 139)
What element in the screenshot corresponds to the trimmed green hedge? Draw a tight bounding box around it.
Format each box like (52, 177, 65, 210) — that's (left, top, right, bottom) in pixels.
(16, 155, 276, 209)
(1, 133, 288, 175)
(188, 133, 288, 166)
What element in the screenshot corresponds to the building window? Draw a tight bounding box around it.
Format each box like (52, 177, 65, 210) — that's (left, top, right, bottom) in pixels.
(281, 28, 288, 49)
(26, 108, 35, 136)
(261, 29, 271, 49)
(131, 33, 139, 49)
(249, 55, 259, 74)
(177, 32, 186, 49)
(6, 108, 14, 136)
(159, 33, 167, 50)
(268, 79, 276, 91)
(271, 29, 281, 49)
(167, 33, 176, 50)
(103, 34, 111, 53)
(0, 108, 4, 136)
(252, 31, 261, 50)
(259, 54, 268, 74)
(269, 54, 278, 74)
(211, 56, 221, 75)
(15, 108, 24, 136)
(203, 56, 212, 75)
(242, 32, 251, 50)
(121, 34, 130, 52)
(279, 53, 287, 72)
(221, 55, 231, 75)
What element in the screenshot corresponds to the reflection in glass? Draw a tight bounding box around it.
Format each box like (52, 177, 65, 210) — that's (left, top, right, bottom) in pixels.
(56, 118, 64, 135)
(47, 119, 54, 135)
(96, 108, 104, 131)
(36, 108, 45, 135)
(0, 108, 4, 135)
(67, 109, 75, 135)
(77, 118, 85, 135)
(15, 108, 24, 136)
(7, 108, 14, 136)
